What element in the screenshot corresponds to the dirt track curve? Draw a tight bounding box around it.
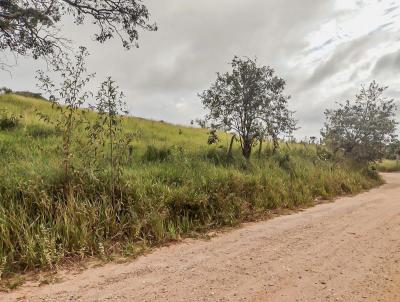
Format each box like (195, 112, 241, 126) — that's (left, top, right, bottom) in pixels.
(2, 173, 400, 302)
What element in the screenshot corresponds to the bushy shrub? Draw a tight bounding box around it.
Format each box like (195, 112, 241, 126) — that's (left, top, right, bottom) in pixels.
(14, 91, 45, 100)
(143, 145, 172, 162)
(273, 152, 292, 171)
(205, 148, 230, 165)
(26, 125, 59, 138)
(316, 146, 333, 161)
(363, 166, 380, 180)
(0, 110, 20, 130)
(0, 87, 12, 94)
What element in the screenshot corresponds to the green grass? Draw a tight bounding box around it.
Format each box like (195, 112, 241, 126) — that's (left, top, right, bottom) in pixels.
(0, 93, 382, 276)
(375, 159, 400, 172)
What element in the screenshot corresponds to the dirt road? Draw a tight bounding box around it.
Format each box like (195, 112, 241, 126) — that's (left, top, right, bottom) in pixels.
(2, 173, 400, 302)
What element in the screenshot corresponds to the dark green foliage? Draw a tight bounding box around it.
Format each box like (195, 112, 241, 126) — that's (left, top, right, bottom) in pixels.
(322, 81, 398, 163)
(0, 109, 19, 130)
(364, 166, 380, 181)
(385, 139, 400, 160)
(316, 145, 333, 161)
(0, 87, 12, 94)
(26, 125, 59, 138)
(207, 129, 220, 145)
(274, 153, 292, 171)
(13, 91, 45, 100)
(205, 148, 232, 165)
(199, 56, 296, 159)
(143, 145, 172, 162)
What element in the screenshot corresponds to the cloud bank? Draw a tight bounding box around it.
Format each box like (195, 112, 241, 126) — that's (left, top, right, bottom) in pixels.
(1, 0, 399, 138)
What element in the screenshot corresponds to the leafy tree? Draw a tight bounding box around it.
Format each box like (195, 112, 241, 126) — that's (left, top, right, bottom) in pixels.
(262, 88, 297, 153)
(199, 56, 295, 159)
(0, 0, 157, 66)
(385, 139, 400, 160)
(321, 81, 398, 163)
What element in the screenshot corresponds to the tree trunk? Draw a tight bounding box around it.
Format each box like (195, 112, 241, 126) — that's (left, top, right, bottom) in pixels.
(227, 134, 236, 158)
(109, 115, 114, 203)
(272, 135, 279, 154)
(241, 139, 252, 159)
(258, 139, 263, 158)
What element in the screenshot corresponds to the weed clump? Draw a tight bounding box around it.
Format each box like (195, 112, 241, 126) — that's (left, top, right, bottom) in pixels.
(0, 109, 20, 130)
(143, 145, 172, 162)
(205, 148, 230, 165)
(26, 125, 59, 138)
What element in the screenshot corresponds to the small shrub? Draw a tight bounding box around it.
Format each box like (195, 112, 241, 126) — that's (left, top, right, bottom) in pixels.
(0, 110, 20, 130)
(316, 146, 333, 161)
(14, 91, 45, 100)
(340, 182, 352, 194)
(363, 166, 380, 180)
(274, 152, 292, 170)
(207, 129, 219, 145)
(143, 145, 172, 162)
(26, 125, 59, 138)
(0, 87, 12, 94)
(205, 148, 230, 165)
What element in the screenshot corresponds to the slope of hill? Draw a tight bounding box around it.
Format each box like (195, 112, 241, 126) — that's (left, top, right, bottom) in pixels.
(0, 94, 381, 276)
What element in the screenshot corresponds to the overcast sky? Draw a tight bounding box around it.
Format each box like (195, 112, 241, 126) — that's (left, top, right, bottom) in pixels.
(1, 0, 400, 138)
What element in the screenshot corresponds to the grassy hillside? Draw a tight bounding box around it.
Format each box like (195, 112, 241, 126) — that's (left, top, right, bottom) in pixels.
(0, 94, 381, 275)
(375, 160, 400, 172)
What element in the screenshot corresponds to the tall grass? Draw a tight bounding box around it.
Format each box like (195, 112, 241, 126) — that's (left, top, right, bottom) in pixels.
(0, 94, 382, 275)
(375, 159, 400, 172)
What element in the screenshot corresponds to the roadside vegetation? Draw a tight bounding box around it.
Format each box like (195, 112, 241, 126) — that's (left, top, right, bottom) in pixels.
(376, 140, 400, 172)
(0, 2, 398, 283)
(0, 91, 382, 276)
(375, 160, 400, 172)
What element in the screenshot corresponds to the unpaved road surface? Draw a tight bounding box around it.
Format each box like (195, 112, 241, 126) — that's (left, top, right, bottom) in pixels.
(2, 173, 400, 302)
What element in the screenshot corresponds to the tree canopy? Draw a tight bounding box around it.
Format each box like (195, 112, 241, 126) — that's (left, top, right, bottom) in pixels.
(199, 56, 296, 159)
(321, 81, 398, 162)
(0, 0, 156, 65)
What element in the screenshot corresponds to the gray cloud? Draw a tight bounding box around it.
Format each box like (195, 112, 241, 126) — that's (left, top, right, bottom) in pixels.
(1, 0, 399, 138)
(303, 32, 384, 89)
(384, 4, 399, 15)
(130, 0, 334, 94)
(372, 50, 400, 76)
